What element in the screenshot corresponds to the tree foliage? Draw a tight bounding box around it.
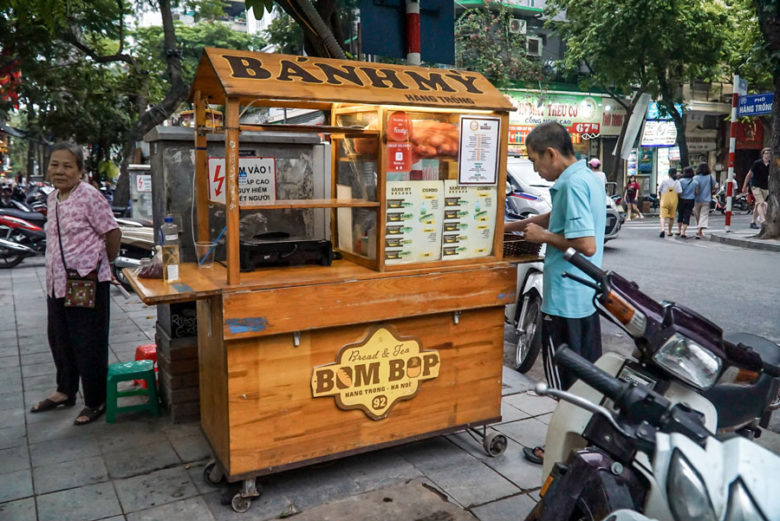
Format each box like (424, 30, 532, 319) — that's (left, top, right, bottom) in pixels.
(263, 6, 305, 55)
(546, 0, 729, 167)
(455, 6, 541, 88)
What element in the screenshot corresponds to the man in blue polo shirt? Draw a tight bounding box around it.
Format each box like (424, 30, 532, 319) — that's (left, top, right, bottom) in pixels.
(505, 122, 606, 462)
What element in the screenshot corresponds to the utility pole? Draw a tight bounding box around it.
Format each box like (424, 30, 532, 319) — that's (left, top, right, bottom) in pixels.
(405, 0, 421, 65)
(725, 74, 746, 233)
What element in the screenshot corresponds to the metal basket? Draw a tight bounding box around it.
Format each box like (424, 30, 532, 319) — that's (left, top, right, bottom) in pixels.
(503, 233, 542, 257)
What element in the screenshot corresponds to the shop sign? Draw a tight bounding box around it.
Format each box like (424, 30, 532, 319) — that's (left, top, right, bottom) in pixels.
(640, 120, 677, 147)
(311, 327, 440, 420)
(647, 102, 684, 121)
(735, 120, 764, 149)
(208, 156, 276, 206)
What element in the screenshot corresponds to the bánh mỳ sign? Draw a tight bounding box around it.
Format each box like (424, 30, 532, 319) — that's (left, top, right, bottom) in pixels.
(311, 327, 440, 420)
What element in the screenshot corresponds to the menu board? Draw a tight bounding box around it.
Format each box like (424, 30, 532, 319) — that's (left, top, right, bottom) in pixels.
(440, 181, 496, 260)
(385, 181, 444, 264)
(458, 116, 500, 185)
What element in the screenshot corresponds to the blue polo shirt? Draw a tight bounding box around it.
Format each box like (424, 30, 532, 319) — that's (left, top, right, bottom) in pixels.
(542, 160, 606, 318)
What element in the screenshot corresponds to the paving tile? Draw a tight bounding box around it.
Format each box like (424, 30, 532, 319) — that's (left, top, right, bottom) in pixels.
(168, 434, 211, 463)
(97, 421, 171, 454)
(498, 400, 531, 424)
(202, 487, 293, 521)
(3, 407, 26, 428)
(0, 444, 29, 473)
(22, 374, 54, 392)
(0, 497, 36, 521)
(30, 433, 101, 467)
(104, 440, 181, 479)
(399, 437, 477, 473)
(185, 460, 221, 496)
(0, 469, 32, 503)
(501, 366, 536, 396)
(17, 341, 50, 355)
(126, 496, 216, 521)
(0, 424, 26, 450)
(0, 376, 22, 394)
(22, 363, 56, 378)
(503, 392, 557, 417)
(37, 481, 123, 521)
(0, 354, 20, 368)
(33, 455, 109, 494)
(493, 417, 548, 449)
(114, 465, 199, 513)
(274, 463, 362, 511)
(21, 351, 54, 366)
(342, 448, 423, 492)
(471, 492, 537, 521)
(426, 456, 519, 508)
(24, 409, 88, 443)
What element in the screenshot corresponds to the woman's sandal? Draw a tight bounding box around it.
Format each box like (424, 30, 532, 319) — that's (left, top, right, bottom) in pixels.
(74, 404, 106, 426)
(30, 396, 76, 413)
(523, 445, 545, 465)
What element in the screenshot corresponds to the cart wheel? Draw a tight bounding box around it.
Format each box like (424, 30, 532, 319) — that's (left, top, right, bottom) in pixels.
(231, 492, 252, 513)
(203, 460, 223, 485)
(483, 432, 507, 457)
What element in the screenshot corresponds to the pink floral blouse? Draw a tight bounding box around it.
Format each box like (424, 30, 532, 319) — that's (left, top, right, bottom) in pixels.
(46, 182, 118, 298)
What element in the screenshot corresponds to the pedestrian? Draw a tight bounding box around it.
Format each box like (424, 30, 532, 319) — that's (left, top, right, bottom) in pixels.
(588, 158, 607, 185)
(742, 147, 771, 229)
(658, 167, 681, 238)
(692, 162, 718, 239)
(29, 142, 121, 426)
(623, 175, 643, 220)
(676, 166, 696, 238)
(505, 122, 606, 465)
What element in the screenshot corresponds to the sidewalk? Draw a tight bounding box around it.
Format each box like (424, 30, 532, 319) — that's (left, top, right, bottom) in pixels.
(709, 227, 780, 252)
(0, 259, 549, 521)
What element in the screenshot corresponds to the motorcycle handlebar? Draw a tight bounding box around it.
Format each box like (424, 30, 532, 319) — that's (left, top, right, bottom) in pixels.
(564, 248, 607, 282)
(553, 346, 627, 401)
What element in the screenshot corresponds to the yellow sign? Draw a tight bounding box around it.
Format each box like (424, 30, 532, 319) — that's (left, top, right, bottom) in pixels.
(311, 327, 440, 420)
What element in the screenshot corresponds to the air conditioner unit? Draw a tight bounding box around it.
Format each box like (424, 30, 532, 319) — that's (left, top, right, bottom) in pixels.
(527, 37, 543, 57)
(509, 18, 527, 35)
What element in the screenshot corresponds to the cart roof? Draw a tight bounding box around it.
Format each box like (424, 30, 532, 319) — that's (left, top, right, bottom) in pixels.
(190, 48, 514, 112)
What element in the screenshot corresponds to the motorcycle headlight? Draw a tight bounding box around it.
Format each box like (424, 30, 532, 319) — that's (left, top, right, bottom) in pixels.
(667, 450, 717, 521)
(652, 333, 721, 390)
(725, 479, 768, 521)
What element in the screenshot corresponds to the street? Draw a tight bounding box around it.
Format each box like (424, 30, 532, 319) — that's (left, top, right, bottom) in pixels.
(508, 211, 780, 383)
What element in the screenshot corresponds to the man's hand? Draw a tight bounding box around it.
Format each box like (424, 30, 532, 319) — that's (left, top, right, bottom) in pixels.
(523, 223, 548, 243)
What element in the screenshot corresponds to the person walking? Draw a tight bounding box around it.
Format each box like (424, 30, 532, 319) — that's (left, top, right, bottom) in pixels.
(29, 142, 121, 425)
(623, 175, 643, 220)
(742, 147, 771, 229)
(692, 162, 718, 239)
(505, 122, 606, 464)
(676, 166, 696, 238)
(658, 167, 681, 238)
(588, 158, 607, 186)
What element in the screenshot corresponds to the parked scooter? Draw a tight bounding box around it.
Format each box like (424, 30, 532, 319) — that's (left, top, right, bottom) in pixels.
(713, 184, 750, 215)
(114, 217, 154, 289)
(528, 247, 780, 519)
(0, 212, 46, 268)
(527, 346, 780, 521)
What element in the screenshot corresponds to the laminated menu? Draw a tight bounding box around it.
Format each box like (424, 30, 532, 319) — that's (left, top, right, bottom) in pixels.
(385, 181, 444, 264)
(440, 180, 496, 260)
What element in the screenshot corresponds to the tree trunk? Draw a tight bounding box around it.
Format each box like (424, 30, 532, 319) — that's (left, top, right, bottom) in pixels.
(610, 90, 645, 191)
(758, 70, 780, 238)
(112, 0, 188, 209)
(671, 109, 689, 169)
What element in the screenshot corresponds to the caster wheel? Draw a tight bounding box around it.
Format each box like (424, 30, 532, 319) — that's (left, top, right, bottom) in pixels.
(203, 460, 223, 485)
(483, 432, 507, 457)
(231, 492, 252, 513)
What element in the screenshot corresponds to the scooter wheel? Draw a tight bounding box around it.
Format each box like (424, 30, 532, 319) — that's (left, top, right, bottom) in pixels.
(231, 492, 252, 513)
(0, 248, 25, 268)
(483, 432, 508, 457)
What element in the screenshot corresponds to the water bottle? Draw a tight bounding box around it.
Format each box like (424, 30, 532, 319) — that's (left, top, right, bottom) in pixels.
(160, 215, 180, 282)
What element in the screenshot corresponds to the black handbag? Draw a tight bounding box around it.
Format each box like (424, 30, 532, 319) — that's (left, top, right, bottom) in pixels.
(56, 201, 99, 308)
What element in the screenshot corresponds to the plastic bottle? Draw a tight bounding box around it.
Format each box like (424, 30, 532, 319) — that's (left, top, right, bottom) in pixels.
(160, 215, 180, 282)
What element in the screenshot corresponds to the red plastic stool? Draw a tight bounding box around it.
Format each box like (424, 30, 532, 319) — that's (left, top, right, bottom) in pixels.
(134, 343, 157, 388)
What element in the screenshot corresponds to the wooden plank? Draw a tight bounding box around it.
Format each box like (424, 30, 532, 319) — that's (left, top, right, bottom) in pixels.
(197, 297, 230, 469)
(123, 264, 222, 305)
(376, 106, 387, 271)
(222, 265, 515, 339)
(194, 92, 210, 243)
(225, 98, 241, 285)
(239, 198, 380, 210)
(239, 123, 378, 136)
(223, 308, 504, 477)
(495, 112, 509, 260)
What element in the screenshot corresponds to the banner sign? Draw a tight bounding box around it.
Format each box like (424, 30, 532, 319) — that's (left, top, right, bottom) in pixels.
(738, 93, 774, 117)
(311, 327, 440, 420)
(208, 156, 276, 206)
(640, 120, 677, 147)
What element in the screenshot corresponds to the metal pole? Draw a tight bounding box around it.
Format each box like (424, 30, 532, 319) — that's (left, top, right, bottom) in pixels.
(725, 74, 740, 232)
(405, 0, 421, 65)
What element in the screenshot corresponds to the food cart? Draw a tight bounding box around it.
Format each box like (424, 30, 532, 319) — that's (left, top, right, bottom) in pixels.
(126, 48, 540, 513)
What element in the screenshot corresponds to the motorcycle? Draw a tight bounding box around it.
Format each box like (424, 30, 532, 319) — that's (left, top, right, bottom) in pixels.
(114, 217, 155, 289)
(713, 185, 751, 215)
(528, 346, 780, 521)
(528, 247, 780, 519)
(0, 212, 46, 268)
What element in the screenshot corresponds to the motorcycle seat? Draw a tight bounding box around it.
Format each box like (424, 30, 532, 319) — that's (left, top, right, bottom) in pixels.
(725, 332, 780, 367)
(0, 208, 46, 226)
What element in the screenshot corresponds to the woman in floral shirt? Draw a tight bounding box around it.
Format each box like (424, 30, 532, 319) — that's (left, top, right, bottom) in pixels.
(30, 142, 121, 425)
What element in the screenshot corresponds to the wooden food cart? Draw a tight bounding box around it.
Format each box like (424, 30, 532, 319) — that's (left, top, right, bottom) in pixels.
(128, 48, 540, 513)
